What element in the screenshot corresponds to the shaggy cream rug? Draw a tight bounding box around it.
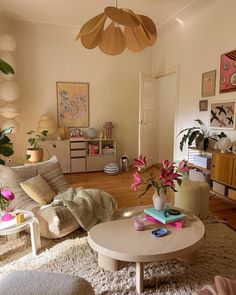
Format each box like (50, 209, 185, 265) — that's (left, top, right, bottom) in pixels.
(0, 212, 236, 295)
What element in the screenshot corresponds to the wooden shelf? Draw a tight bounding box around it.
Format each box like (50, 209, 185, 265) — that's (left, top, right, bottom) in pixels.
(188, 163, 210, 173)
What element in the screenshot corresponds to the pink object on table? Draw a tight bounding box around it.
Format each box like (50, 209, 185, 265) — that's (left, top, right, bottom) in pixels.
(133, 216, 145, 231)
(1, 190, 15, 201)
(145, 214, 185, 228)
(1, 212, 14, 221)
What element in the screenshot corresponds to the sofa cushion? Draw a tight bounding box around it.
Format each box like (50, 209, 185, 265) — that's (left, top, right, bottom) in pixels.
(27, 156, 69, 193)
(0, 156, 79, 238)
(20, 174, 56, 205)
(0, 164, 38, 211)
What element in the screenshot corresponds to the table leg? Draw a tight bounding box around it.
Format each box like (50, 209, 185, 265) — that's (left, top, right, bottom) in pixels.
(98, 253, 118, 271)
(136, 262, 144, 294)
(29, 219, 41, 257)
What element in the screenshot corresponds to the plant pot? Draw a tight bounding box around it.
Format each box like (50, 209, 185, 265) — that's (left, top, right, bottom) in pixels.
(27, 148, 43, 163)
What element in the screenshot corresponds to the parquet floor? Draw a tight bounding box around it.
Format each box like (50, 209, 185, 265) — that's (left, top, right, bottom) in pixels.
(65, 170, 236, 230)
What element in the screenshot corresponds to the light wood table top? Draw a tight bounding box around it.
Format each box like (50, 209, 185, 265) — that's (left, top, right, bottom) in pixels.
(88, 215, 205, 294)
(88, 215, 205, 262)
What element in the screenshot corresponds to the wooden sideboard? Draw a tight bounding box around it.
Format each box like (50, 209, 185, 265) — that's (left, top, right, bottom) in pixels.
(42, 138, 117, 173)
(188, 147, 236, 199)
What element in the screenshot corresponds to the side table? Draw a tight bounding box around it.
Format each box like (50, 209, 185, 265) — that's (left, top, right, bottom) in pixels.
(0, 210, 41, 257)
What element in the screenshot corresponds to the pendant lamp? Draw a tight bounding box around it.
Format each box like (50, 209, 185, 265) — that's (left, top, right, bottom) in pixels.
(76, 1, 157, 55)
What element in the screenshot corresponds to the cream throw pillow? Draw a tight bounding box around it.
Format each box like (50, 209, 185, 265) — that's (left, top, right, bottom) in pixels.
(20, 174, 56, 205)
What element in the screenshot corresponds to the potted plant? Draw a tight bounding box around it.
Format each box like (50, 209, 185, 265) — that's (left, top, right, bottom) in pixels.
(177, 119, 215, 151)
(26, 130, 49, 163)
(0, 127, 14, 165)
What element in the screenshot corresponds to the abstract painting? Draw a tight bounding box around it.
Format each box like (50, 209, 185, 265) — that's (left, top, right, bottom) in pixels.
(210, 100, 235, 129)
(201, 70, 216, 97)
(220, 49, 236, 93)
(57, 82, 89, 127)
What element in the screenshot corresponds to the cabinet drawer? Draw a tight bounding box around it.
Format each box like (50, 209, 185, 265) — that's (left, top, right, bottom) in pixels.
(70, 158, 86, 173)
(70, 142, 85, 149)
(71, 150, 86, 157)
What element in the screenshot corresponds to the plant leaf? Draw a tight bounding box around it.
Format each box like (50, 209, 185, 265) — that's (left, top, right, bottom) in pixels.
(138, 183, 152, 198)
(0, 59, 14, 75)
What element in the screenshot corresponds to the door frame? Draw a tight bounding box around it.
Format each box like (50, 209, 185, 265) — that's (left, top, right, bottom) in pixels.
(153, 65, 180, 161)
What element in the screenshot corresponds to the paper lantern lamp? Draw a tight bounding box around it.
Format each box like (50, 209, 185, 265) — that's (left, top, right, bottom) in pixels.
(0, 104, 20, 118)
(0, 34, 16, 52)
(0, 81, 20, 102)
(218, 137, 232, 153)
(2, 118, 20, 133)
(37, 113, 56, 135)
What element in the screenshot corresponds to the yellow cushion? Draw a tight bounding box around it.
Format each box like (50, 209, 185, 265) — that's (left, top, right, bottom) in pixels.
(20, 174, 56, 205)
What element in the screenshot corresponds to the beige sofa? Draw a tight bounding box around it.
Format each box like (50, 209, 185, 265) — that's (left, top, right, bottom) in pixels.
(0, 156, 80, 238)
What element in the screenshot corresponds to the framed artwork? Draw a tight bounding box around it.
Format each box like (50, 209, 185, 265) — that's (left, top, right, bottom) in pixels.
(56, 82, 89, 128)
(201, 70, 216, 97)
(220, 49, 236, 93)
(210, 100, 235, 129)
(199, 99, 208, 111)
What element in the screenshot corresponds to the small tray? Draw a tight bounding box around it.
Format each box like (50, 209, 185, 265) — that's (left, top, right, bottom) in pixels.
(151, 228, 169, 237)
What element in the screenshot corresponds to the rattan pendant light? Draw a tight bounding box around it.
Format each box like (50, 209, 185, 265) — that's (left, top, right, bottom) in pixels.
(76, 1, 157, 55)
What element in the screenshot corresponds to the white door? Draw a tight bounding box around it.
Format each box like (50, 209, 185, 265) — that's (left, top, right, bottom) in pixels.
(156, 71, 178, 161)
(138, 72, 157, 168)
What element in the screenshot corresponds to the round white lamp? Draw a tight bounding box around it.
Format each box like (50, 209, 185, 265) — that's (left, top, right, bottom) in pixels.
(0, 81, 20, 102)
(2, 118, 20, 133)
(0, 34, 16, 51)
(0, 104, 20, 118)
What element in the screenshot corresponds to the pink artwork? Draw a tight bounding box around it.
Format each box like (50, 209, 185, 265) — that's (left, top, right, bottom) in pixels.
(220, 50, 236, 93)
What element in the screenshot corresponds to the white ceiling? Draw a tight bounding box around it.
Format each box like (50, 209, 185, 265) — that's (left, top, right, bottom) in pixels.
(0, 0, 195, 28)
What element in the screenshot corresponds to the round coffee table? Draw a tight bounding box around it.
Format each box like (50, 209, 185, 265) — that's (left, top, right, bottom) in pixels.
(0, 210, 41, 257)
(88, 215, 205, 294)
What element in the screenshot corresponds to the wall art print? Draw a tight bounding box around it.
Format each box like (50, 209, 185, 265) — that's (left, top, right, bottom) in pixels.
(57, 82, 89, 128)
(201, 70, 216, 97)
(210, 100, 235, 129)
(220, 49, 236, 93)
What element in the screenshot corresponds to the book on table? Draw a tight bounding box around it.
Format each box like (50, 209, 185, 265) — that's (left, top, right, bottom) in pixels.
(144, 207, 186, 224)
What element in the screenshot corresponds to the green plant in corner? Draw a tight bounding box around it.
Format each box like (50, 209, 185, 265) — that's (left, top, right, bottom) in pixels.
(0, 128, 14, 165)
(27, 130, 49, 150)
(0, 59, 14, 75)
(178, 119, 215, 151)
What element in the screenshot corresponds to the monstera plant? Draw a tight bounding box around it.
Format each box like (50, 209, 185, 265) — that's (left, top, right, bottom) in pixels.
(178, 119, 215, 151)
(0, 59, 14, 74)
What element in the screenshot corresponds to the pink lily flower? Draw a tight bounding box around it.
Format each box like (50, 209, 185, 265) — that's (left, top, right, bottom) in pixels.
(177, 160, 189, 173)
(131, 171, 142, 191)
(1, 190, 15, 201)
(134, 155, 147, 169)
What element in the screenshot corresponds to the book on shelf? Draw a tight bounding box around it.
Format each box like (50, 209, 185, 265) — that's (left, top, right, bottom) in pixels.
(143, 207, 186, 224)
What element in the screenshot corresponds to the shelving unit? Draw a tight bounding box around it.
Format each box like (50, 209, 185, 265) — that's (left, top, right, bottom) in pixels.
(43, 138, 117, 173)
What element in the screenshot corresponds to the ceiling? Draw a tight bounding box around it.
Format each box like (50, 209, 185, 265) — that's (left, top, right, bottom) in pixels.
(0, 0, 195, 28)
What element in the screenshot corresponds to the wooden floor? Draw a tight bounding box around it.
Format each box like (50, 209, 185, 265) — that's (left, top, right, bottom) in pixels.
(65, 170, 236, 230)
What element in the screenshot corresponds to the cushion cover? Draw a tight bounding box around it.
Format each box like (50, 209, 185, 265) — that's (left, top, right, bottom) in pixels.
(20, 174, 56, 205)
(0, 156, 79, 238)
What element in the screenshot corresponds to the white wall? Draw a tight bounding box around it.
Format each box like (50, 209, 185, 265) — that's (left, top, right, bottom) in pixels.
(2, 18, 152, 162)
(152, 0, 236, 160)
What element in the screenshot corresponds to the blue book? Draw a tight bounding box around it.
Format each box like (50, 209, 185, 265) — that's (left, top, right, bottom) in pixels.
(144, 207, 186, 224)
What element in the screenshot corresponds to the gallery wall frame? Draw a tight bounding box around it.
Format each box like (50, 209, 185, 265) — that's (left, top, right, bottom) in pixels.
(220, 49, 236, 93)
(201, 70, 216, 97)
(199, 99, 208, 111)
(210, 100, 235, 130)
(56, 82, 89, 128)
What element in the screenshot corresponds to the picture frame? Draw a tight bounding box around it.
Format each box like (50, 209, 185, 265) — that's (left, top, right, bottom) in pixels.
(220, 49, 236, 93)
(201, 70, 216, 97)
(56, 82, 89, 128)
(210, 100, 235, 129)
(199, 99, 208, 111)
